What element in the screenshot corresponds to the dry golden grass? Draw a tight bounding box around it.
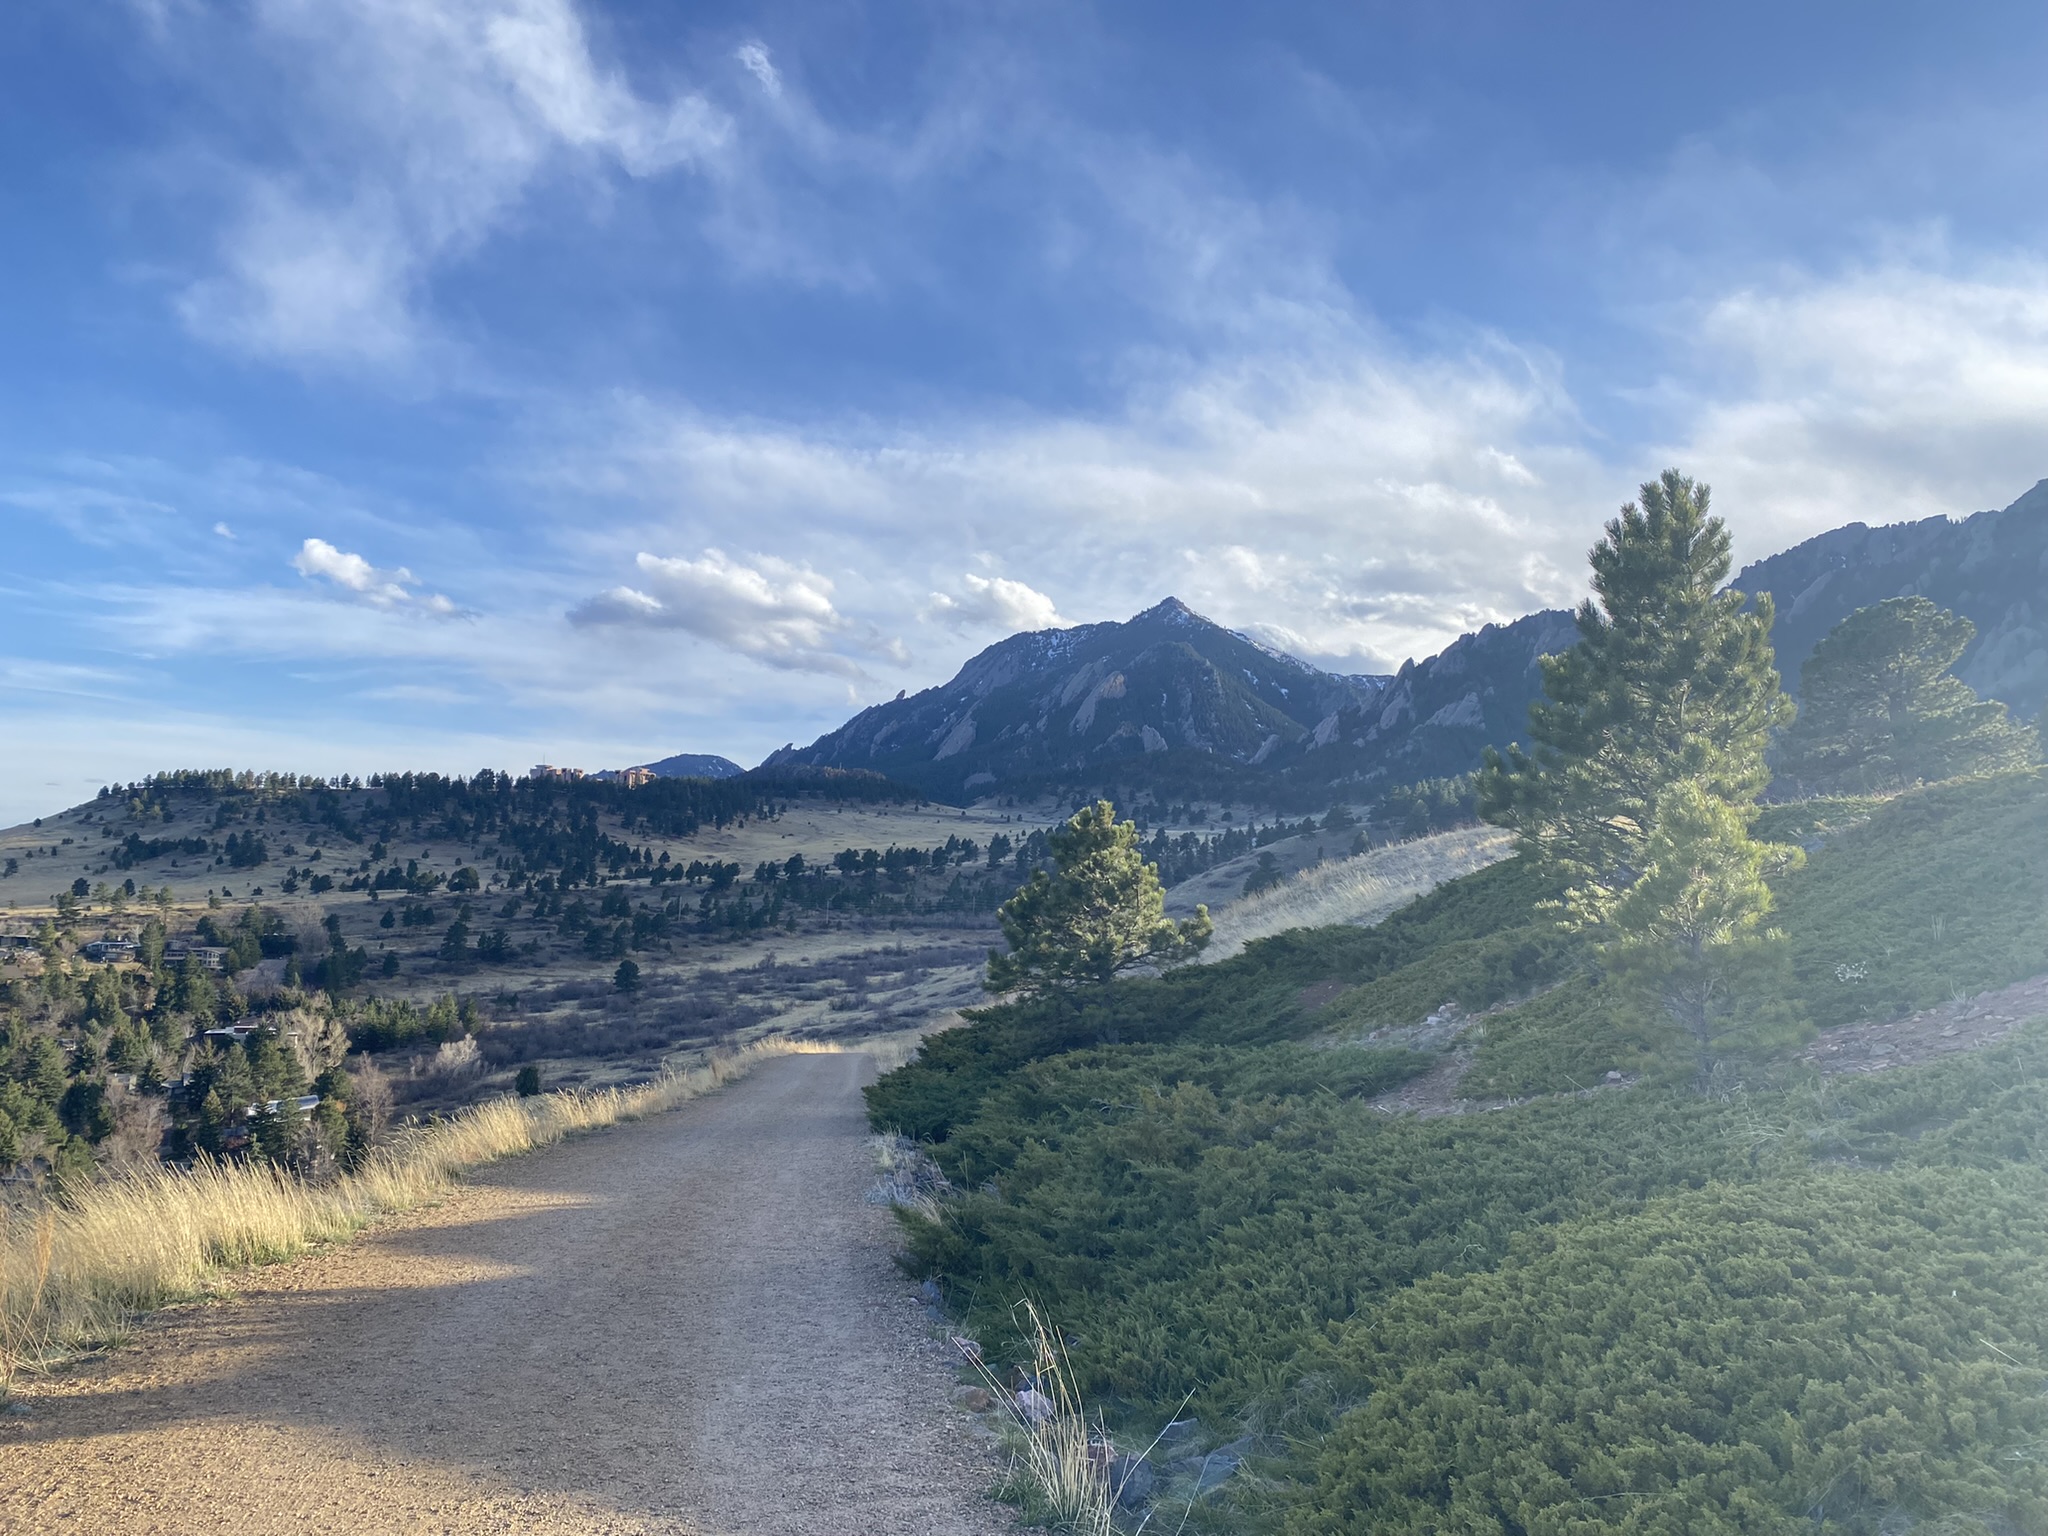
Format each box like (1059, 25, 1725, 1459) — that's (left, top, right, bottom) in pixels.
(1202, 826, 1513, 960)
(0, 1038, 825, 1393)
(978, 1300, 1121, 1536)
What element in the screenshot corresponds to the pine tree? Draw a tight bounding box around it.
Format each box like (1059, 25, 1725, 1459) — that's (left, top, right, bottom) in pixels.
(1603, 779, 1804, 1089)
(1776, 597, 2038, 793)
(1479, 469, 1793, 923)
(1479, 471, 1803, 1086)
(987, 801, 1212, 996)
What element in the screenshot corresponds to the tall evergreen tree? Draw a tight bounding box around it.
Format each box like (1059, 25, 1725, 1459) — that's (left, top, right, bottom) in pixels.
(1776, 597, 2038, 792)
(1479, 469, 1793, 923)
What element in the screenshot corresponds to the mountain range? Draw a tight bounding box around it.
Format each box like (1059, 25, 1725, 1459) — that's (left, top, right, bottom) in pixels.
(1728, 477, 2048, 717)
(755, 478, 2048, 806)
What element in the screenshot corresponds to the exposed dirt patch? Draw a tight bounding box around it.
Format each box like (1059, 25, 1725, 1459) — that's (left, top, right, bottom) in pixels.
(1362, 973, 2048, 1120)
(1803, 972, 2048, 1077)
(0, 1054, 1012, 1536)
(1367, 1043, 1492, 1116)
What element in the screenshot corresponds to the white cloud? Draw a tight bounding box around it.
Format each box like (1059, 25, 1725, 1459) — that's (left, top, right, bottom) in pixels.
(292, 537, 460, 614)
(926, 574, 1066, 634)
(94, 255, 2048, 756)
(163, 0, 729, 366)
(212, 521, 234, 539)
(735, 42, 782, 99)
(1663, 259, 2048, 563)
(547, 333, 1609, 674)
(568, 548, 869, 677)
(538, 257, 2048, 687)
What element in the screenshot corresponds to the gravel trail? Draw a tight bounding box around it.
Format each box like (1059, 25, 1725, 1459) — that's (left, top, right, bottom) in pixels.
(0, 1052, 1010, 1536)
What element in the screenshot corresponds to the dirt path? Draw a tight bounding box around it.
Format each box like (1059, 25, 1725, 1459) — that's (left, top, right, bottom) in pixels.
(0, 1053, 1011, 1536)
(1799, 971, 2048, 1076)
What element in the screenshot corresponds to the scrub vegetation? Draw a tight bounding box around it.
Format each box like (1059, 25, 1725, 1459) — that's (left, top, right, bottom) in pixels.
(870, 475, 2048, 1534)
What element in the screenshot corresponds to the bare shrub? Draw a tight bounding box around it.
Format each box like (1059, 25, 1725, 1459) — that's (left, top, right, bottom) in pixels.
(346, 1057, 394, 1144)
(424, 1036, 483, 1082)
(99, 1081, 168, 1171)
(278, 1002, 351, 1078)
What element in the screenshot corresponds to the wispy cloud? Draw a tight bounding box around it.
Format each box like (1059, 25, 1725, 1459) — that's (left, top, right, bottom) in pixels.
(161, 0, 729, 368)
(17, 6, 2048, 807)
(547, 329, 1605, 672)
(735, 41, 782, 99)
(292, 537, 460, 615)
(1663, 258, 2048, 562)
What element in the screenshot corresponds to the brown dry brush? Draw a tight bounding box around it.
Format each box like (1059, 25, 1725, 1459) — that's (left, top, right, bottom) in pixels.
(973, 1299, 1169, 1536)
(0, 1210, 54, 1399)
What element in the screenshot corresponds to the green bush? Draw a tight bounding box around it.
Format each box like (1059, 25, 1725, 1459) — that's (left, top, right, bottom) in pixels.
(867, 779, 2048, 1530)
(1459, 973, 1666, 1096)
(868, 854, 1563, 1142)
(1774, 769, 2048, 1028)
(1750, 793, 1886, 846)
(1317, 922, 1581, 1035)
(1293, 1168, 2048, 1536)
(903, 1072, 1757, 1424)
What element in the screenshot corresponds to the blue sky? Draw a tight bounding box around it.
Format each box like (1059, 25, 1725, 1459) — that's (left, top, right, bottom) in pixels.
(3, 1, 2047, 822)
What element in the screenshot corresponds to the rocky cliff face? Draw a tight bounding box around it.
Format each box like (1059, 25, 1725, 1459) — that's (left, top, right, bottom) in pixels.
(1266, 609, 1579, 793)
(764, 595, 1577, 805)
(763, 598, 1381, 800)
(1732, 479, 2048, 718)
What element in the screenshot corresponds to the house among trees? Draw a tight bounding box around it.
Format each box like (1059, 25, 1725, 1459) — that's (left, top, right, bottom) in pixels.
(163, 940, 228, 970)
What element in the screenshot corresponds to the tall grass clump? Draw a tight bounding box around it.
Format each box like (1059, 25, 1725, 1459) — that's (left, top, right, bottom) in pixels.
(977, 1301, 1123, 1535)
(0, 1038, 818, 1392)
(1204, 827, 1511, 959)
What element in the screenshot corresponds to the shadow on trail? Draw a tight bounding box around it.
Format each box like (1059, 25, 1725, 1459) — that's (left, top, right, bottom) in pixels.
(2, 1053, 1007, 1536)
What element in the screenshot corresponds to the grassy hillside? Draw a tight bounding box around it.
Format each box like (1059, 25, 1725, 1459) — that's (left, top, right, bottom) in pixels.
(1774, 770, 2048, 1028)
(1464, 769, 2048, 1095)
(868, 769, 2048, 1534)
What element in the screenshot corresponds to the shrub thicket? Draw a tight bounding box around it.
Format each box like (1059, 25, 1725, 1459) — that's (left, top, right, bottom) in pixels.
(872, 768, 2048, 1533)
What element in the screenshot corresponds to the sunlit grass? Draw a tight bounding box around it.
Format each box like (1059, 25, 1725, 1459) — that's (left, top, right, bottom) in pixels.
(977, 1300, 1120, 1535)
(0, 1038, 827, 1391)
(1204, 826, 1512, 959)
